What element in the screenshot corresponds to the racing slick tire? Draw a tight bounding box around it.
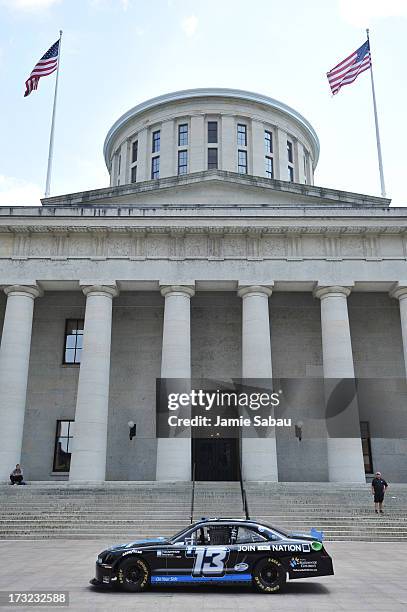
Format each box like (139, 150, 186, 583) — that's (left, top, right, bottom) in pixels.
(117, 557, 150, 592)
(252, 557, 286, 593)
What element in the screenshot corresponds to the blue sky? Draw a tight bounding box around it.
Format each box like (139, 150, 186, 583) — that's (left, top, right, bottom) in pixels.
(0, 0, 406, 206)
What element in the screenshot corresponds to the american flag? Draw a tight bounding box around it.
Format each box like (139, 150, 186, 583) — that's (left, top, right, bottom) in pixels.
(327, 40, 372, 95)
(24, 39, 60, 97)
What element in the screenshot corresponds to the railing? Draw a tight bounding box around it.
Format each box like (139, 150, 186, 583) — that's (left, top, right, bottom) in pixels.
(190, 462, 196, 524)
(239, 457, 250, 520)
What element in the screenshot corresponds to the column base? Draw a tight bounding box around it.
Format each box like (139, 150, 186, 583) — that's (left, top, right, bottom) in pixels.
(328, 438, 366, 483)
(242, 438, 278, 481)
(156, 438, 191, 481)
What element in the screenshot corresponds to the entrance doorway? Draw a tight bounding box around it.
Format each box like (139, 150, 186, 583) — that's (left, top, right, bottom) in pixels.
(192, 438, 240, 481)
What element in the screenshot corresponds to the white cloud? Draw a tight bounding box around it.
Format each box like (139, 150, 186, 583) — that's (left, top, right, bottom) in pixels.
(339, 0, 407, 27)
(181, 15, 198, 38)
(0, 175, 42, 207)
(2, 0, 61, 11)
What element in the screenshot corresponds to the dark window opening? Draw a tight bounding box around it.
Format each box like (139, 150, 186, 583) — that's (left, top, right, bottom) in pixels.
(360, 421, 373, 474)
(287, 140, 293, 163)
(151, 156, 160, 179)
(131, 166, 137, 183)
(208, 121, 218, 143)
(63, 319, 84, 365)
(208, 148, 218, 169)
(53, 420, 74, 472)
(237, 123, 247, 147)
(178, 123, 188, 146)
(152, 130, 160, 153)
(266, 156, 273, 178)
(238, 149, 247, 174)
(178, 150, 188, 175)
(132, 140, 138, 163)
(265, 130, 273, 154)
(288, 165, 294, 182)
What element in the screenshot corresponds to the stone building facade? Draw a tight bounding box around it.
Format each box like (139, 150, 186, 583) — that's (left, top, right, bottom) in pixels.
(0, 89, 406, 484)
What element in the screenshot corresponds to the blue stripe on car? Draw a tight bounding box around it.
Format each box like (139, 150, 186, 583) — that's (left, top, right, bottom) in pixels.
(151, 574, 252, 583)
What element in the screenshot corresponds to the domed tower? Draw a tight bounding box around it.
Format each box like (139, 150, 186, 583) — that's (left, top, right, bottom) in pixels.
(104, 88, 319, 189)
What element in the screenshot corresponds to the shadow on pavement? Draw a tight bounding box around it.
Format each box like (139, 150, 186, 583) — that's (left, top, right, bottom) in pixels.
(88, 581, 330, 596)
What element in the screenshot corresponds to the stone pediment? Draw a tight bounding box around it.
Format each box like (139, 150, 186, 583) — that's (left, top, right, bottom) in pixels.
(41, 170, 390, 210)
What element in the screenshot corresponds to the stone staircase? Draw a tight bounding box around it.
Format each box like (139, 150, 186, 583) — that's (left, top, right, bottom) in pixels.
(0, 482, 406, 541)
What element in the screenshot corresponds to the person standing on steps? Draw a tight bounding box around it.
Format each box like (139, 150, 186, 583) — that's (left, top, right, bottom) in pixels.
(371, 471, 388, 514)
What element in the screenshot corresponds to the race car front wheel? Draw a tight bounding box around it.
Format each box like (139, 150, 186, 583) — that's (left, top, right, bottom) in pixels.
(252, 557, 286, 593)
(117, 557, 150, 592)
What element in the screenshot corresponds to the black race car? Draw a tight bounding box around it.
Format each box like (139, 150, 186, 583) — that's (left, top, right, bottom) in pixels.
(90, 518, 334, 593)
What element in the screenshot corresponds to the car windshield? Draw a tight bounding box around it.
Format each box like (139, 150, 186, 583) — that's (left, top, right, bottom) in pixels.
(169, 524, 196, 543)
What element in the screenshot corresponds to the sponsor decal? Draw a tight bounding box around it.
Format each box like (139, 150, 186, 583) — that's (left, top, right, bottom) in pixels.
(102, 576, 110, 584)
(234, 562, 249, 572)
(156, 550, 181, 558)
(122, 549, 142, 556)
(289, 557, 319, 572)
(257, 545, 271, 551)
(311, 541, 323, 552)
(270, 543, 310, 553)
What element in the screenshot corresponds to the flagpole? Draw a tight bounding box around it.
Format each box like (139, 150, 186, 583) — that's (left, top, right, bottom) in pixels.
(44, 30, 63, 198)
(366, 28, 386, 198)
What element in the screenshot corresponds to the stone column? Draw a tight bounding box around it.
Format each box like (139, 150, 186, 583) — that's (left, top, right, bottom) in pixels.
(0, 285, 42, 480)
(276, 127, 288, 181)
(156, 285, 194, 481)
(390, 283, 407, 378)
(237, 285, 278, 481)
(314, 285, 365, 482)
(69, 284, 118, 482)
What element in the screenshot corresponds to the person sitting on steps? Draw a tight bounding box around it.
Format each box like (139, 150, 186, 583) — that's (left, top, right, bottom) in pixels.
(9, 464, 25, 485)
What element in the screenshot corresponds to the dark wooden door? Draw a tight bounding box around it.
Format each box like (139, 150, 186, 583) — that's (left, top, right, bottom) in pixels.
(192, 438, 239, 481)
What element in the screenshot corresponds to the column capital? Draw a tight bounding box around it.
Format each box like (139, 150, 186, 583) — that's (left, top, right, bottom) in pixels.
(313, 285, 352, 300)
(390, 282, 407, 301)
(237, 285, 273, 299)
(81, 284, 119, 299)
(160, 285, 195, 298)
(4, 284, 43, 299)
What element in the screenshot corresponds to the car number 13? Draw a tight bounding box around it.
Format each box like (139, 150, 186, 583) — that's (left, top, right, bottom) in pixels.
(186, 547, 230, 576)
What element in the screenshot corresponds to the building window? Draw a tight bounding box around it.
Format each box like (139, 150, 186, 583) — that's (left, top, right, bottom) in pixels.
(151, 156, 160, 179)
(178, 150, 188, 175)
(63, 319, 84, 365)
(238, 149, 247, 174)
(208, 148, 218, 169)
(208, 121, 218, 144)
(287, 140, 293, 163)
(287, 140, 294, 181)
(178, 123, 188, 146)
(152, 130, 160, 153)
(265, 130, 273, 154)
(132, 140, 138, 163)
(53, 420, 74, 472)
(131, 165, 137, 183)
(237, 124, 247, 147)
(360, 421, 373, 474)
(265, 156, 274, 179)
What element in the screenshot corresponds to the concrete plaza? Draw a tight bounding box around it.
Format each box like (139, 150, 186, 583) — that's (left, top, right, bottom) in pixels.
(0, 540, 406, 611)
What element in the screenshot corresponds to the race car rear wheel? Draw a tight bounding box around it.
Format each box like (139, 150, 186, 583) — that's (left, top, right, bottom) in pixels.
(252, 557, 286, 593)
(117, 557, 150, 592)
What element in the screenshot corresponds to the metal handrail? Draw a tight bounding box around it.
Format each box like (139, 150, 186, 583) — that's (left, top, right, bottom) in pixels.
(239, 456, 250, 520)
(190, 462, 196, 524)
